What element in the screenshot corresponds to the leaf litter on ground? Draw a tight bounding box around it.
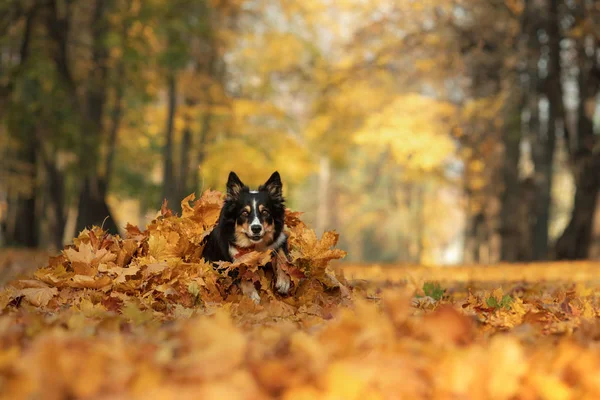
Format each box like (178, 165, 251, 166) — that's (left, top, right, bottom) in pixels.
(2, 191, 600, 398)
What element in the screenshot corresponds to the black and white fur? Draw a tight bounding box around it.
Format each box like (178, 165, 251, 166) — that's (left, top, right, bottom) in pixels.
(202, 171, 291, 303)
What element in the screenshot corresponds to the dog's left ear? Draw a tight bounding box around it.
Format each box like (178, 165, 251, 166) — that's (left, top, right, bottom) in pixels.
(260, 171, 283, 201)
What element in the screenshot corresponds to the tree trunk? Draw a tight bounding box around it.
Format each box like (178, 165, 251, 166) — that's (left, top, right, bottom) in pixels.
(74, 0, 118, 234)
(11, 134, 38, 247)
(554, 27, 600, 260)
(162, 72, 179, 212)
(464, 211, 485, 264)
(105, 60, 125, 188)
(76, 178, 118, 234)
(41, 150, 66, 249)
(500, 111, 523, 261)
(555, 152, 600, 259)
(1, 4, 35, 114)
(531, 0, 563, 260)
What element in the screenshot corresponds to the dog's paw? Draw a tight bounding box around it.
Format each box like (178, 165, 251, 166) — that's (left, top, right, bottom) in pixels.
(241, 280, 261, 304)
(249, 290, 261, 304)
(275, 271, 291, 296)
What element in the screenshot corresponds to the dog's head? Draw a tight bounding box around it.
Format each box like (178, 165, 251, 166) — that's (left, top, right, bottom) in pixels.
(223, 171, 285, 248)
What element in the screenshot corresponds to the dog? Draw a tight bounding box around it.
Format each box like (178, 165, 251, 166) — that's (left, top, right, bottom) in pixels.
(202, 171, 292, 303)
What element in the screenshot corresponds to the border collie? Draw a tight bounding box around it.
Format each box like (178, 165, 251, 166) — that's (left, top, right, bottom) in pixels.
(202, 171, 291, 303)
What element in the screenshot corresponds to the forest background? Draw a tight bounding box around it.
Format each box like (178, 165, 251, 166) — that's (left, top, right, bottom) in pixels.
(1, 0, 599, 266)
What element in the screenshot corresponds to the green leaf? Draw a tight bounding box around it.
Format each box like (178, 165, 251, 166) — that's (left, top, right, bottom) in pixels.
(500, 294, 513, 309)
(423, 281, 445, 301)
(188, 281, 201, 306)
(486, 294, 513, 309)
(486, 296, 499, 308)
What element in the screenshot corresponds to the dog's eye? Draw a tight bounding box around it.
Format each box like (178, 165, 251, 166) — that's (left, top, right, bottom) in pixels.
(261, 210, 270, 217)
(240, 210, 249, 218)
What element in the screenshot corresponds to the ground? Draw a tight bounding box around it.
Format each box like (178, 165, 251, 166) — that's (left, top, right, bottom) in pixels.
(1, 193, 600, 399)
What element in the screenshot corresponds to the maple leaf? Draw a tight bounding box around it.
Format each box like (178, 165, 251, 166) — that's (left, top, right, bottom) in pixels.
(486, 294, 513, 310)
(181, 190, 223, 227)
(98, 263, 141, 284)
(148, 231, 181, 260)
(69, 275, 112, 290)
(11, 279, 51, 289)
(215, 251, 273, 276)
(116, 239, 139, 268)
(160, 199, 174, 218)
(64, 242, 117, 275)
(284, 209, 306, 229)
(419, 281, 445, 301)
(180, 193, 197, 217)
(121, 301, 156, 325)
(144, 262, 168, 276)
(125, 223, 146, 240)
(18, 287, 58, 307)
(291, 230, 346, 271)
(35, 264, 73, 287)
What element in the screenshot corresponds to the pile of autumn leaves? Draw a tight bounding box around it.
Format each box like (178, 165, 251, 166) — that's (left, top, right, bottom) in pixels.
(0, 190, 348, 318)
(4, 191, 600, 399)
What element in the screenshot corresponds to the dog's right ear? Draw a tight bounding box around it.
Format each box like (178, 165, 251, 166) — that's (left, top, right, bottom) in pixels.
(226, 171, 245, 200)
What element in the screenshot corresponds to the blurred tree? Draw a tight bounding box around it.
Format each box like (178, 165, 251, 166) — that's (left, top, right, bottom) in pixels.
(0, 0, 598, 263)
(41, 0, 119, 234)
(1, 1, 42, 247)
(554, 0, 600, 259)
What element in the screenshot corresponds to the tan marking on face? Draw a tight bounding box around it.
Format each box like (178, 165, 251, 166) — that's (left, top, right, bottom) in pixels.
(258, 205, 275, 233)
(234, 220, 275, 249)
(235, 207, 251, 231)
(234, 228, 254, 248)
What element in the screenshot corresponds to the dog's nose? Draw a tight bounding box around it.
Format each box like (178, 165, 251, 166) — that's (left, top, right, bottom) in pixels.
(251, 225, 262, 234)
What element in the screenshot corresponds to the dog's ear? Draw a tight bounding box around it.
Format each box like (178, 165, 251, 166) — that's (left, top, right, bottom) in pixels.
(226, 171, 245, 200)
(260, 171, 283, 201)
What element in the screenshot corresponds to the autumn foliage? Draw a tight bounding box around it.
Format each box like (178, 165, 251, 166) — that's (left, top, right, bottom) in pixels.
(2, 191, 600, 399)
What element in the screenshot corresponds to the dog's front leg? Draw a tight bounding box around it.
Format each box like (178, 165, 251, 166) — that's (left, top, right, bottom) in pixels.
(275, 264, 291, 295)
(240, 280, 261, 304)
(273, 247, 291, 296)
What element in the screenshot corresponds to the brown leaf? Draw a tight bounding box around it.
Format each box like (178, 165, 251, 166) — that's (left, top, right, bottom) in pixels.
(125, 223, 145, 240)
(18, 287, 58, 307)
(284, 209, 306, 229)
(216, 251, 273, 276)
(64, 242, 117, 270)
(11, 279, 50, 289)
(69, 275, 112, 289)
(180, 193, 196, 217)
(116, 239, 139, 268)
(145, 262, 168, 275)
(161, 199, 173, 217)
(98, 264, 141, 284)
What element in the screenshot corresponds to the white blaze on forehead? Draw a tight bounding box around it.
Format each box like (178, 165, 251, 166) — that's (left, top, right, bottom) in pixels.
(250, 199, 261, 227)
(249, 190, 258, 194)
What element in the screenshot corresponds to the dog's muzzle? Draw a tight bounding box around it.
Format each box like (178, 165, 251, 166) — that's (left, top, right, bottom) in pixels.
(248, 224, 264, 241)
